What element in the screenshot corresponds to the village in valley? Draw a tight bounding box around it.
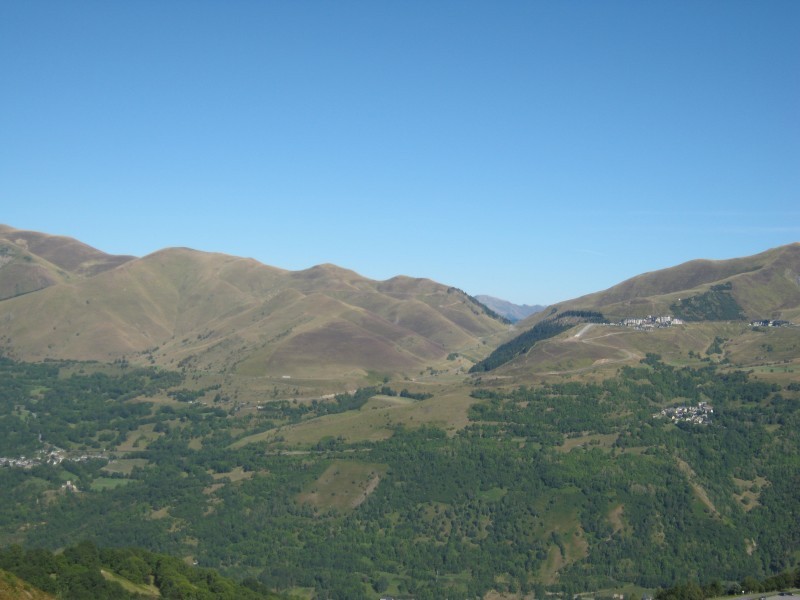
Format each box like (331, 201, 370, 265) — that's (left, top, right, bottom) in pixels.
(654, 401, 714, 425)
(0, 444, 105, 470)
(614, 315, 684, 330)
(611, 315, 794, 331)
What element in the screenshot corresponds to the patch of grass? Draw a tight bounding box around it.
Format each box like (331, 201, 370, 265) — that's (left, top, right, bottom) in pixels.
(90, 477, 133, 491)
(558, 432, 618, 453)
(235, 386, 477, 449)
(297, 460, 387, 513)
(102, 458, 149, 475)
(210, 466, 255, 482)
(733, 476, 768, 511)
(230, 427, 282, 449)
(533, 488, 588, 583)
(608, 503, 627, 535)
(675, 457, 720, 518)
(100, 569, 159, 597)
(362, 394, 416, 410)
(116, 423, 161, 452)
(493, 321, 798, 385)
(477, 487, 507, 502)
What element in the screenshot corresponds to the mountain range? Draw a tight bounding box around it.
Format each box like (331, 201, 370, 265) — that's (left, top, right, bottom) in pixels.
(474, 295, 544, 322)
(2, 224, 799, 386)
(1, 224, 799, 599)
(0, 224, 508, 387)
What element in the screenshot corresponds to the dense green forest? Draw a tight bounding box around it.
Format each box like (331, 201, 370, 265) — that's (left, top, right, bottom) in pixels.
(670, 283, 746, 321)
(0, 541, 285, 599)
(0, 355, 798, 599)
(656, 568, 800, 600)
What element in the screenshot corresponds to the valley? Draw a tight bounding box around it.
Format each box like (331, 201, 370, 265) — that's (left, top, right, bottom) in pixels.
(0, 226, 799, 599)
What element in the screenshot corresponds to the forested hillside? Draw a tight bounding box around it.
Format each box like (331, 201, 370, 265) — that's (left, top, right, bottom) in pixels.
(0, 542, 284, 599)
(1, 355, 797, 599)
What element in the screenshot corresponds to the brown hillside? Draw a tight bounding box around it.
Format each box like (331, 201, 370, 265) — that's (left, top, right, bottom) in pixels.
(0, 224, 135, 301)
(0, 224, 135, 276)
(0, 231, 508, 382)
(482, 243, 800, 383)
(522, 243, 800, 324)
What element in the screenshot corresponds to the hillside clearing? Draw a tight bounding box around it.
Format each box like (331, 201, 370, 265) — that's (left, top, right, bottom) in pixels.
(297, 460, 386, 513)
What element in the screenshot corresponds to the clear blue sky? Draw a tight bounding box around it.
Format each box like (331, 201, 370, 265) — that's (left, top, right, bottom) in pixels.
(2, 1, 798, 305)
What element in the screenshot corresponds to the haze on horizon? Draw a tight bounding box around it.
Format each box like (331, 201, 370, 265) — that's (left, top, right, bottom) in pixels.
(1, 1, 798, 306)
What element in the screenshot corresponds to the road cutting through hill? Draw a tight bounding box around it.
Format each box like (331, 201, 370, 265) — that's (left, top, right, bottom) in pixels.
(545, 326, 641, 375)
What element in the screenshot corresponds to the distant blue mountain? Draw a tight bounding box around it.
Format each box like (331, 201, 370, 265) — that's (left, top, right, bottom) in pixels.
(475, 295, 545, 323)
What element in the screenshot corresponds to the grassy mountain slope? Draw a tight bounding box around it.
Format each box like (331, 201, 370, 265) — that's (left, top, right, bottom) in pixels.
(0, 229, 508, 382)
(475, 244, 800, 380)
(0, 225, 135, 276)
(0, 225, 135, 302)
(534, 243, 800, 322)
(488, 321, 779, 383)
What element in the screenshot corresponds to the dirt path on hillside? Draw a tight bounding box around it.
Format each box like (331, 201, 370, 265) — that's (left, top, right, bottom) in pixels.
(544, 327, 641, 375)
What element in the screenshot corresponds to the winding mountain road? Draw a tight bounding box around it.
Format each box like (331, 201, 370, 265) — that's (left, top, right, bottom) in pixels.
(543, 324, 641, 375)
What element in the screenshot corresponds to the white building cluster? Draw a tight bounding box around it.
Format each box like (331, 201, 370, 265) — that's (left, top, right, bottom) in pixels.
(654, 401, 713, 425)
(617, 315, 683, 330)
(0, 446, 105, 469)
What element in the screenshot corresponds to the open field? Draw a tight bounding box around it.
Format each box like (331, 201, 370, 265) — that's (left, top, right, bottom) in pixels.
(233, 384, 480, 449)
(733, 476, 769, 512)
(116, 423, 162, 452)
(297, 460, 387, 513)
(99, 569, 161, 598)
(534, 489, 588, 584)
(102, 458, 150, 475)
(210, 466, 255, 482)
(558, 432, 618, 453)
(90, 477, 134, 491)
